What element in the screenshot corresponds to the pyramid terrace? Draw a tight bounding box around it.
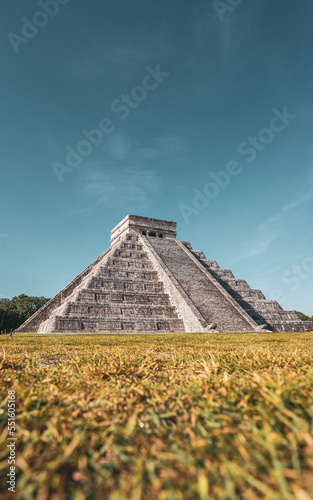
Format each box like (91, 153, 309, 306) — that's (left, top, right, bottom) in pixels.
(16, 215, 313, 334)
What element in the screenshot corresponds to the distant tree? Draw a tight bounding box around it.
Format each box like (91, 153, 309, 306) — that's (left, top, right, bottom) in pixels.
(296, 311, 313, 322)
(0, 295, 50, 332)
(0, 299, 12, 331)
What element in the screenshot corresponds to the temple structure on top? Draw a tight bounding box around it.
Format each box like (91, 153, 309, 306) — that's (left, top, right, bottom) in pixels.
(110, 215, 177, 246)
(16, 215, 313, 334)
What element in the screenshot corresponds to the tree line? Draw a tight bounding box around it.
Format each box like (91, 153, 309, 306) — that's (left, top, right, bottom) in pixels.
(0, 294, 311, 333)
(296, 312, 313, 322)
(0, 295, 50, 332)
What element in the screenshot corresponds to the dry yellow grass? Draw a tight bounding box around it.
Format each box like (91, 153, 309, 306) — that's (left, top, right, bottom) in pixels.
(1, 332, 313, 499)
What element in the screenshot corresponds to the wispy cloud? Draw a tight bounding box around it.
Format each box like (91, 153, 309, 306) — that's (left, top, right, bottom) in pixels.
(76, 133, 186, 209)
(105, 134, 187, 162)
(78, 163, 160, 207)
(130, 136, 187, 161)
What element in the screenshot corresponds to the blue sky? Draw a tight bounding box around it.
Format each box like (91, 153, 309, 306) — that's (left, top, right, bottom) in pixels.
(1, 0, 312, 315)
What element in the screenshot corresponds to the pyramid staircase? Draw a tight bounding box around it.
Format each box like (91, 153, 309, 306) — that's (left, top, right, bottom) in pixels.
(143, 236, 256, 332)
(184, 244, 313, 333)
(15, 215, 313, 334)
(19, 233, 184, 333)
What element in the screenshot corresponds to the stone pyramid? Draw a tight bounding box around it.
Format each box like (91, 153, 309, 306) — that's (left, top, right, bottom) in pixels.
(16, 215, 313, 333)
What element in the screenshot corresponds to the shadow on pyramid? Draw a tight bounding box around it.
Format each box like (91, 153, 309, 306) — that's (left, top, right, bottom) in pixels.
(16, 215, 313, 334)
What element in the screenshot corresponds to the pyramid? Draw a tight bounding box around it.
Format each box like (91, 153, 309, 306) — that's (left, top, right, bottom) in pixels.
(16, 215, 313, 333)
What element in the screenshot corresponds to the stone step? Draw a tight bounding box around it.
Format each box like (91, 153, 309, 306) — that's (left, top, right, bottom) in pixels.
(270, 321, 313, 332)
(78, 290, 172, 305)
(222, 277, 250, 286)
(192, 250, 207, 260)
(248, 290, 266, 300)
(230, 290, 266, 301)
(224, 285, 252, 295)
(251, 312, 301, 322)
(108, 254, 149, 262)
(55, 316, 185, 333)
(98, 268, 159, 280)
(88, 278, 164, 293)
(223, 285, 262, 297)
(211, 269, 235, 279)
(106, 258, 153, 270)
(203, 272, 259, 299)
(66, 303, 178, 317)
(122, 243, 143, 250)
(204, 260, 220, 269)
(237, 298, 284, 312)
(112, 249, 147, 259)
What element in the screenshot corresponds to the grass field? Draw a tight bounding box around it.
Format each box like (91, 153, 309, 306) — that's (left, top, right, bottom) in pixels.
(1, 332, 313, 500)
